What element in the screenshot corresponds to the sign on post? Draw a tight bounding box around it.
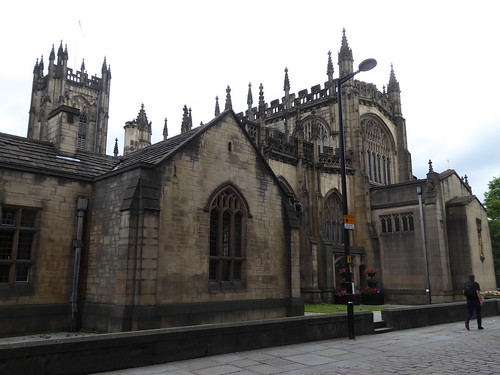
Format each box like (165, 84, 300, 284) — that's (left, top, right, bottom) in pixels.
(344, 215, 355, 230)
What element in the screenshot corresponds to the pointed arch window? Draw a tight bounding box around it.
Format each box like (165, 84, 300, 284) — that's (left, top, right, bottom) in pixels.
(209, 187, 247, 287)
(324, 192, 344, 245)
(361, 117, 393, 185)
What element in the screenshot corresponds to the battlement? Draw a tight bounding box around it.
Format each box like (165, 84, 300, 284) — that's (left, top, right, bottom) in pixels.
(66, 68, 102, 89)
(244, 79, 394, 122)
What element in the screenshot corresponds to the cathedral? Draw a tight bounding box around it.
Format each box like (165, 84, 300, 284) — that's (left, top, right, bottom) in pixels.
(0, 31, 496, 336)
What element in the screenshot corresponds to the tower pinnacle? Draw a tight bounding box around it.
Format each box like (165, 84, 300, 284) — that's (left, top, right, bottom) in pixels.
(338, 28, 354, 78)
(225, 85, 232, 111)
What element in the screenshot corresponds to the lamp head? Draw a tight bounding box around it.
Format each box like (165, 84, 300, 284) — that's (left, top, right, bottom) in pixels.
(358, 58, 377, 72)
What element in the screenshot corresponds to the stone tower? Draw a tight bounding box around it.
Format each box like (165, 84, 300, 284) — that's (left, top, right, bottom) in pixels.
(123, 104, 152, 155)
(27, 42, 111, 156)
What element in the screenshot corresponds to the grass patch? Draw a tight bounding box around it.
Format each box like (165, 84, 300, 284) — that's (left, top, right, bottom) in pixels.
(305, 303, 384, 314)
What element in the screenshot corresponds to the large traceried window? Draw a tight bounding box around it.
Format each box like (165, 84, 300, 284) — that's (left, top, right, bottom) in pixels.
(361, 117, 393, 185)
(0, 206, 37, 285)
(209, 187, 247, 286)
(323, 191, 344, 245)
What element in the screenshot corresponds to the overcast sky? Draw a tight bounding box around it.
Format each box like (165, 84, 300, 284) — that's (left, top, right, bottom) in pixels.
(1, 0, 499, 202)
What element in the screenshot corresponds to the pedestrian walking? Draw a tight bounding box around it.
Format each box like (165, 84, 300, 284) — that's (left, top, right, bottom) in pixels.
(464, 274, 484, 330)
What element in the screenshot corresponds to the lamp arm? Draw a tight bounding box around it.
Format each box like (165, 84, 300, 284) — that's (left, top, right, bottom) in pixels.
(338, 70, 360, 86)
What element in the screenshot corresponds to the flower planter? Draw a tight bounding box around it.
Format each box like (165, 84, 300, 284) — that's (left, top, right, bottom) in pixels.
(334, 294, 361, 305)
(361, 292, 384, 305)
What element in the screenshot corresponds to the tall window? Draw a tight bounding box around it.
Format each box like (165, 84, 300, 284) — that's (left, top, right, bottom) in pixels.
(77, 113, 87, 150)
(362, 117, 393, 185)
(0, 206, 37, 284)
(324, 191, 344, 244)
(209, 187, 247, 285)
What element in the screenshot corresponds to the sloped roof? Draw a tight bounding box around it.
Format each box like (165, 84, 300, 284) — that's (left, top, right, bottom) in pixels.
(0, 111, 229, 180)
(110, 110, 236, 173)
(0, 132, 118, 179)
(111, 121, 208, 172)
(447, 195, 476, 206)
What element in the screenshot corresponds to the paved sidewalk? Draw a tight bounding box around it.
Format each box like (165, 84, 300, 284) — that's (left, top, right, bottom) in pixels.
(91, 316, 500, 375)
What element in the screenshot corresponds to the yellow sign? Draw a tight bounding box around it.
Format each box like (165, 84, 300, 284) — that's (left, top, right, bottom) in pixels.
(344, 215, 355, 230)
(344, 216, 355, 224)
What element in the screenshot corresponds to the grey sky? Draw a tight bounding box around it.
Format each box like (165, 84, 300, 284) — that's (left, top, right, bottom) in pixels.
(1, 0, 499, 201)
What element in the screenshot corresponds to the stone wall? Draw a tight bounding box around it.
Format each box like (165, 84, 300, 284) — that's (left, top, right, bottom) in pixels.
(0, 167, 92, 335)
(0, 313, 374, 375)
(81, 114, 302, 332)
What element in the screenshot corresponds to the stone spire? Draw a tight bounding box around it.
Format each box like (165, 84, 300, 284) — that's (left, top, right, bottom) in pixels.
(247, 83, 254, 120)
(163, 118, 168, 140)
(338, 28, 354, 78)
(49, 44, 55, 62)
(215, 96, 220, 116)
(258, 83, 265, 112)
(327, 50, 334, 78)
(284, 68, 290, 93)
(136, 103, 151, 132)
(387, 64, 402, 116)
(113, 138, 119, 157)
(57, 41, 68, 65)
(327, 50, 335, 94)
(181, 105, 192, 133)
(247, 83, 253, 107)
(224, 85, 232, 111)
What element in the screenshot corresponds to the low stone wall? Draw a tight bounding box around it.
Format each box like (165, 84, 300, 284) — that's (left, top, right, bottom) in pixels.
(0, 312, 373, 375)
(382, 299, 500, 330)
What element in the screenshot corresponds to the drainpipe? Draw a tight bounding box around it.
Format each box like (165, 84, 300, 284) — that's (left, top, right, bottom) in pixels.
(70, 197, 88, 331)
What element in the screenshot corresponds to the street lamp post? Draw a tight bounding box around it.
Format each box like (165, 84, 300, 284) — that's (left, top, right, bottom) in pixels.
(417, 186, 431, 304)
(337, 58, 377, 340)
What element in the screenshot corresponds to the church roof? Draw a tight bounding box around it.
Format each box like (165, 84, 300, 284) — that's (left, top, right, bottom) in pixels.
(0, 132, 118, 179)
(110, 111, 231, 173)
(0, 111, 237, 181)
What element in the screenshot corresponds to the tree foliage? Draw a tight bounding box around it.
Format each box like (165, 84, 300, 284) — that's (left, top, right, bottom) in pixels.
(484, 177, 500, 272)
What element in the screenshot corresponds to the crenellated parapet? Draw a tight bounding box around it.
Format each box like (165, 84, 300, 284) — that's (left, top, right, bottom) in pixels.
(66, 67, 102, 90)
(356, 80, 394, 119)
(241, 79, 396, 125)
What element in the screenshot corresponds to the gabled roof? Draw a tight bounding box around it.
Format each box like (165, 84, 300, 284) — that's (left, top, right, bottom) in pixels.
(0, 132, 118, 179)
(110, 110, 234, 173)
(0, 110, 234, 180)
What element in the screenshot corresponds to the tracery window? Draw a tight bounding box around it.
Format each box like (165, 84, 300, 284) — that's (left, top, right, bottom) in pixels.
(362, 117, 393, 185)
(209, 187, 247, 286)
(323, 191, 344, 244)
(296, 116, 330, 153)
(0, 206, 37, 284)
(380, 212, 414, 233)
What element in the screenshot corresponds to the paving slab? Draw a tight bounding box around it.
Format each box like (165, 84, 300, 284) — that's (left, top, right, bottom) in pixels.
(90, 316, 500, 375)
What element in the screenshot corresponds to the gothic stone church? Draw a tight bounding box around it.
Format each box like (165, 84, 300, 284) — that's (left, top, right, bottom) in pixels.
(0, 32, 496, 336)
